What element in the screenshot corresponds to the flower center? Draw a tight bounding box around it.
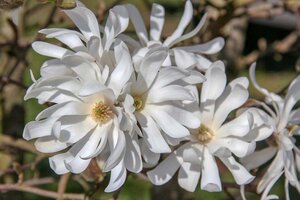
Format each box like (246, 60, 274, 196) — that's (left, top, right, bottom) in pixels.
(91, 101, 113, 124)
(197, 125, 214, 144)
(133, 96, 144, 111)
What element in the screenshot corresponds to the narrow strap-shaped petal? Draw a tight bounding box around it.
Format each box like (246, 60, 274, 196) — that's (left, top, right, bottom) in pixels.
(147, 153, 182, 185)
(108, 41, 133, 96)
(201, 148, 222, 192)
(150, 3, 165, 41)
(124, 134, 142, 173)
(165, 13, 207, 48)
(147, 106, 190, 138)
(134, 50, 167, 94)
(219, 156, 254, 185)
(32, 42, 73, 59)
(177, 37, 225, 54)
(64, 5, 100, 40)
(178, 162, 201, 192)
(136, 112, 171, 153)
(105, 161, 127, 192)
(163, 0, 194, 47)
(124, 4, 149, 46)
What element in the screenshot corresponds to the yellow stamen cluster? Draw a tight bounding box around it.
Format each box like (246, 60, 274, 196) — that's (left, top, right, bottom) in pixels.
(91, 101, 113, 124)
(198, 125, 214, 144)
(133, 96, 144, 111)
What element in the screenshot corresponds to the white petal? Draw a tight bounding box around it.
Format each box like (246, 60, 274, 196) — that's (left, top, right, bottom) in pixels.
(150, 3, 165, 41)
(124, 134, 142, 173)
(217, 111, 251, 138)
(147, 85, 194, 103)
(201, 149, 222, 192)
(178, 162, 201, 192)
(163, 0, 193, 47)
(240, 108, 275, 141)
(49, 152, 72, 174)
(173, 49, 197, 69)
(108, 41, 133, 96)
(166, 13, 207, 47)
(136, 112, 171, 153)
(105, 161, 127, 192)
(62, 55, 99, 82)
(151, 67, 188, 90)
(36, 101, 90, 120)
(58, 116, 96, 144)
(219, 156, 254, 185)
(217, 138, 255, 158)
(81, 124, 110, 159)
(104, 129, 126, 171)
(25, 87, 80, 104)
(64, 6, 100, 40)
(178, 37, 225, 54)
(135, 50, 168, 94)
(213, 84, 249, 129)
(280, 76, 300, 129)
(148, 106, 190, 138)
(195, 54, 212, 71)
(32, 42, 72, 59)
(40, 59, 75, 78)
(124, 4, 148, 45)
(147, 153, 182, 185)
(79, 125, 110, 159)
(257, 150, 284, 193)
(35, 136, 69, 153)
(140, 139, 160, 167)
(200, 61, 226, 123)
(87, 36, 103, 61)
(23, 117, 59, 140)
(241, 147, 277, 170)
(159, 104, 201, 129)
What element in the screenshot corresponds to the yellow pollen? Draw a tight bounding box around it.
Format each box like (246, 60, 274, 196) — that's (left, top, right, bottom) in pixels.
(198, 125, 214, 144)
(91, 101, 113, 124)
(133, 96, 144, 111)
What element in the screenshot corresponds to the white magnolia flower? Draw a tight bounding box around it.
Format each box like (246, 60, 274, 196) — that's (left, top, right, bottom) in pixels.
(122, 0, 224, 83)
(120, 49, 201, 166)
(241, 64, 300, 200)
(33, 1, 129, 78)
(23, 2, 144, 192)
(147, 61, 273, 192)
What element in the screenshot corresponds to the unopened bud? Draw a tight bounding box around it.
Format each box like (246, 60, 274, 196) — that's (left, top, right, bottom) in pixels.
(56, 0, 76, 9)
(0, 0, 23, 10)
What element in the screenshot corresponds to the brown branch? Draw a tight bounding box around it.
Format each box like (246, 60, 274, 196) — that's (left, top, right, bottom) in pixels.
(57, 173, 71, 200)
(0, 134, 40, 155)
(0, 184, 85, 200)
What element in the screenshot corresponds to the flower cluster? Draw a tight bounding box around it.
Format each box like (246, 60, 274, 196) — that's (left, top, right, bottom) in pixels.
(23, 0, 300, 198)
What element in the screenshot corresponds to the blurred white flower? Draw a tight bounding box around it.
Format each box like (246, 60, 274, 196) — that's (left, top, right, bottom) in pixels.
(147, 61, 273, 192)
(122, 0, 224, 83)
(241, 63, 300, 200)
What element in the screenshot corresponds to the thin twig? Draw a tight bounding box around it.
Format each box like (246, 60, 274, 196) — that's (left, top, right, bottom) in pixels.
(0, 184, 85, 200)
(57, 173, 71, 200)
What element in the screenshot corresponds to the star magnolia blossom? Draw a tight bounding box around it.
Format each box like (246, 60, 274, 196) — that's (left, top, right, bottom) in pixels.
(122, 50, 202, 166)
(241, 64, 300, 200)
(24, 41, 142, 192)
(147, 61, 273, 192)
(23, 2, 141, 192)
(122, 0, 224, 83)
(34, 1, 129, 76)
